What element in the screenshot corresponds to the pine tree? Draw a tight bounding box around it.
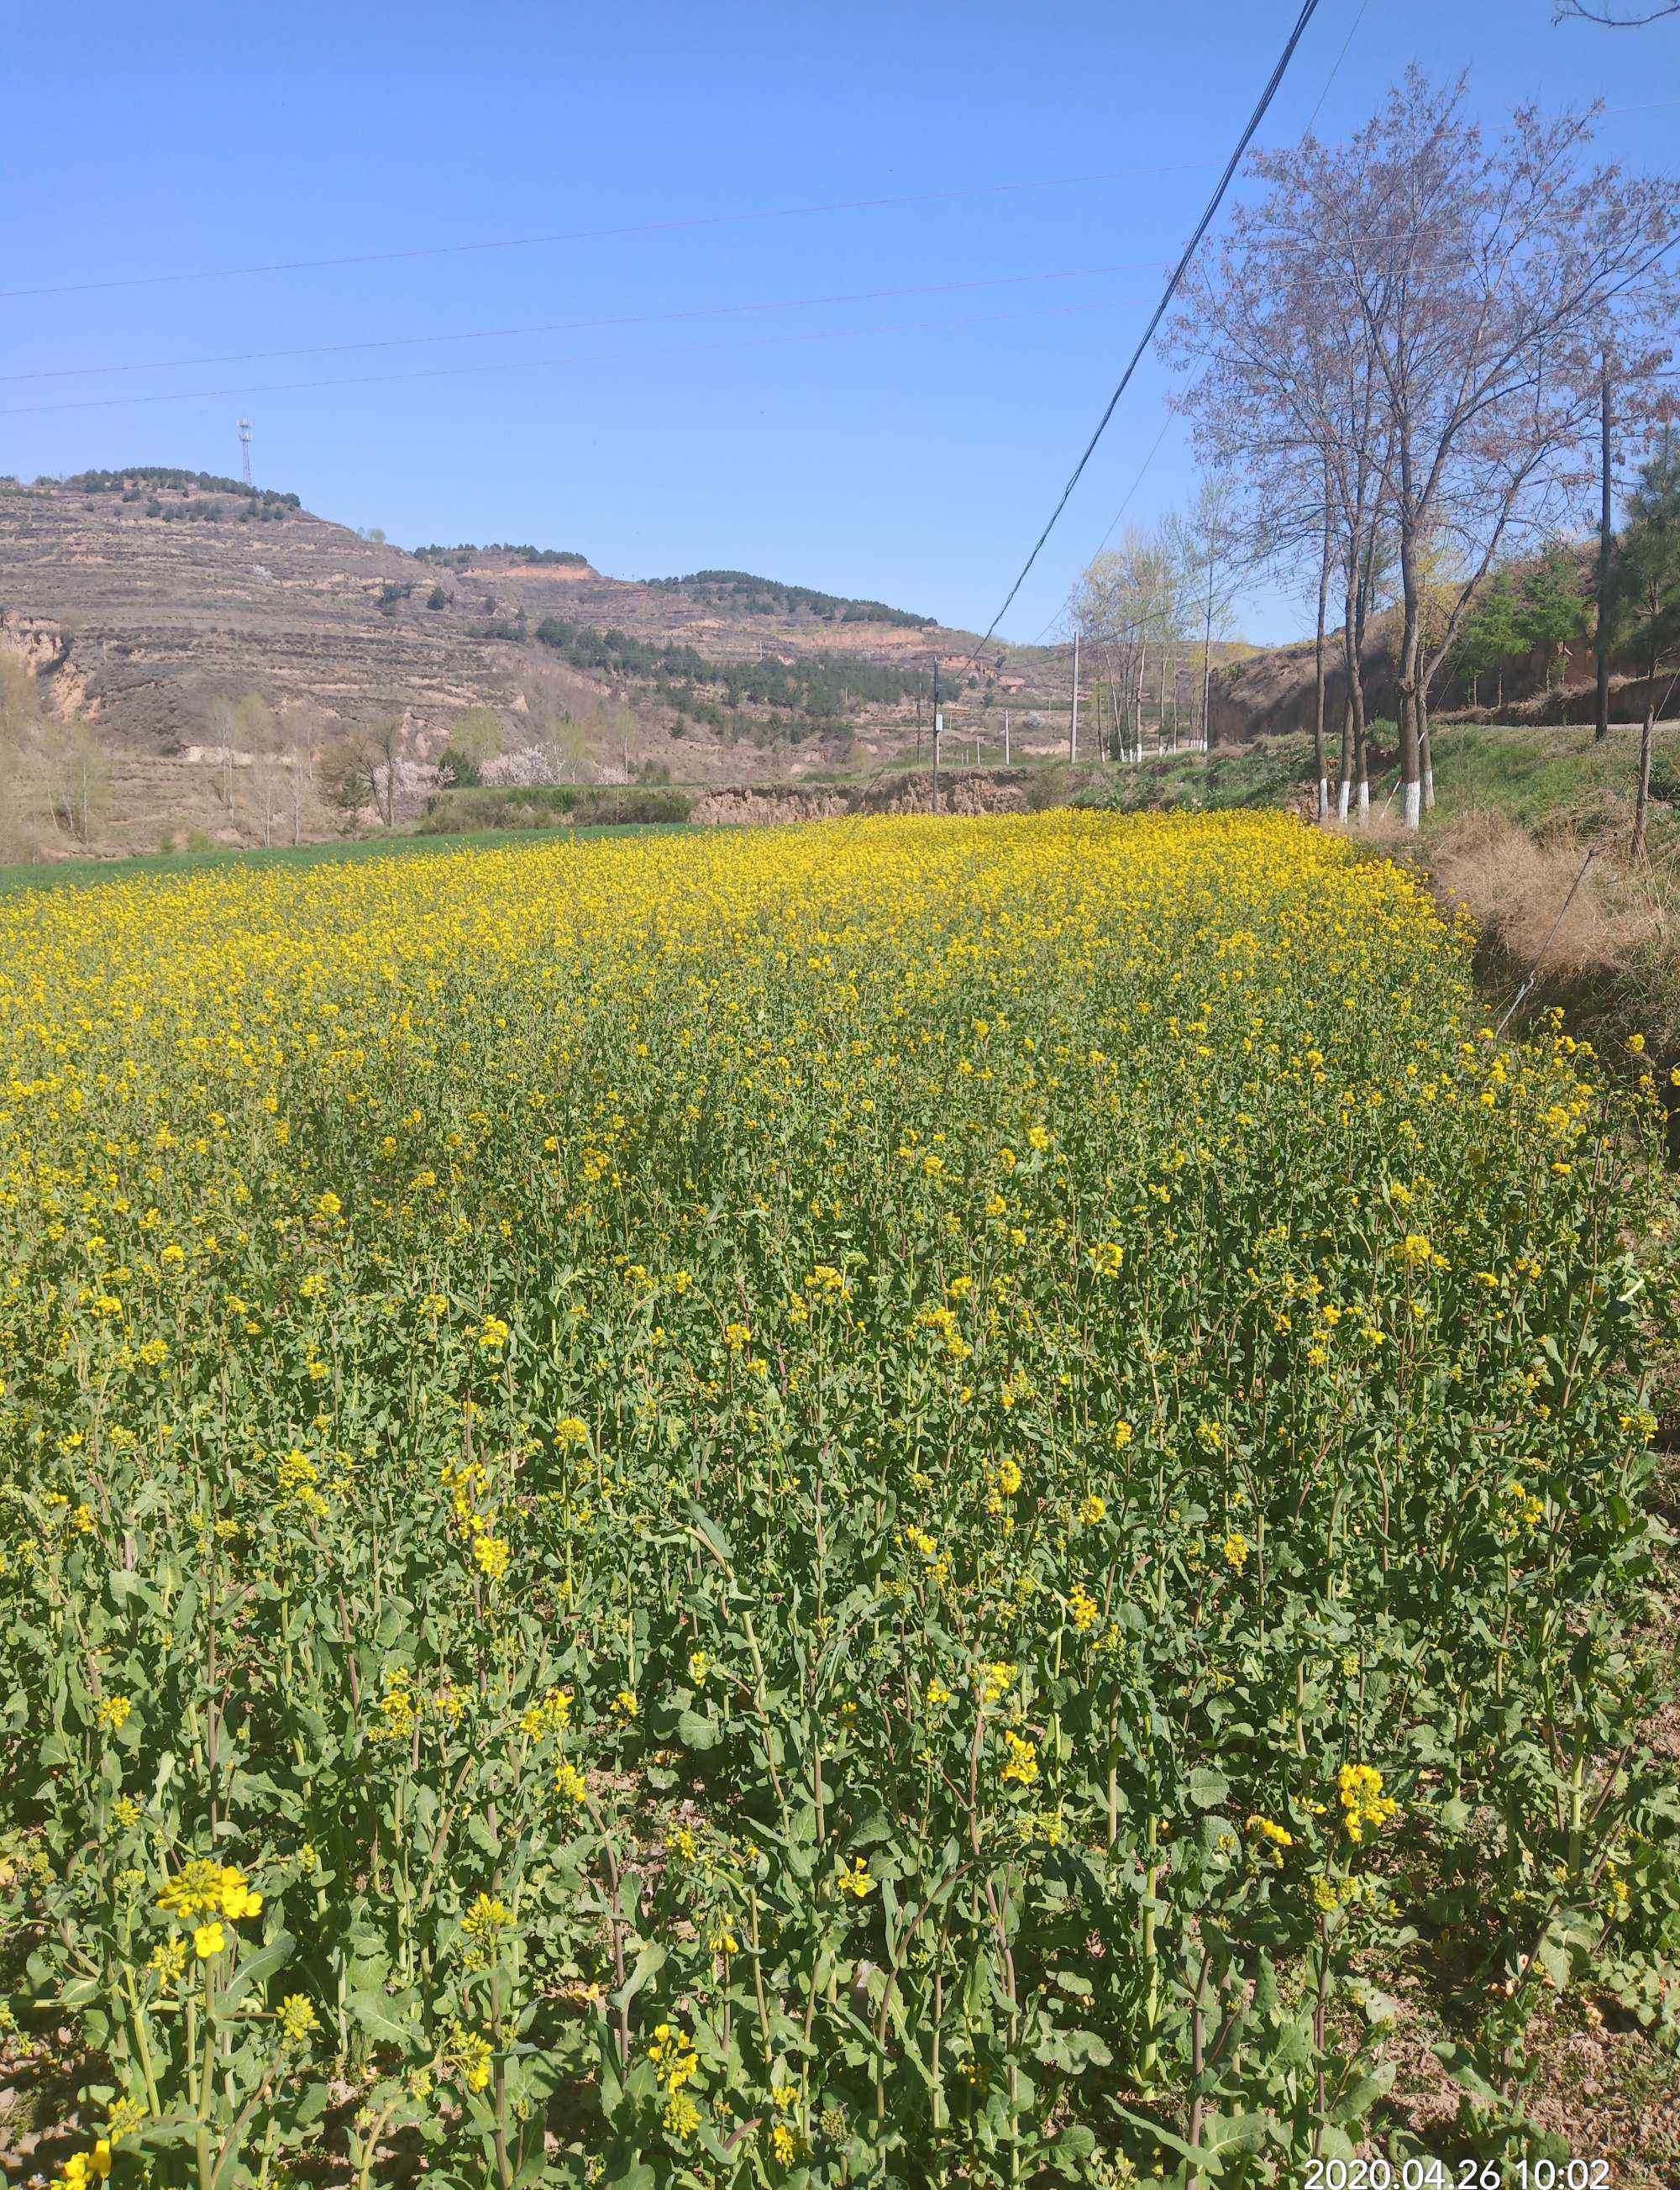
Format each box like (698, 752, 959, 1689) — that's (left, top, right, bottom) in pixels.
(1516, 541, 1590, 696)
(1454, 570, 1524, 712)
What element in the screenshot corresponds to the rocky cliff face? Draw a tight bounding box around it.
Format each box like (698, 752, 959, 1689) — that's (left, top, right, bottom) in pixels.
(0, 609, 90, 717)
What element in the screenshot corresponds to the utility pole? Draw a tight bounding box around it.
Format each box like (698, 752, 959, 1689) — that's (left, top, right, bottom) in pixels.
(1594, 359, 1613, 744)
(1069, 629, 1080, 764)
(931, 657, 942, 814)
(1004, 709, 1011, 765)
(1201, 510, 1219, 755)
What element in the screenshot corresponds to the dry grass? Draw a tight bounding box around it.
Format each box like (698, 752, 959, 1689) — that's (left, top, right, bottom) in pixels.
(1358, 810, 1680, 1068)
(1425, 811, 1668, 974)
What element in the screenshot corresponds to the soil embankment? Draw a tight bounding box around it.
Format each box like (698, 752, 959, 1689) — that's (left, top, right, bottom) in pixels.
(692, 768, 1037, 827)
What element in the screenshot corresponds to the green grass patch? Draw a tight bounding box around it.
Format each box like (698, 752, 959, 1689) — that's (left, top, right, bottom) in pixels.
(0, 821, 694, 897)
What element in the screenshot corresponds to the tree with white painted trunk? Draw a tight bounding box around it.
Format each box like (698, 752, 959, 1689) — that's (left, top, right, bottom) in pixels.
(1168, 129, 1389, 826)
(1172, 69, 1678, 827)
(1330, 73, 1676, 828)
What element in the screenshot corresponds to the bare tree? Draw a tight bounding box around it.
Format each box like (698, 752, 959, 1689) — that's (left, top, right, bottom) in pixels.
(1175, 71, 1678, 827)
(1171, 130, 1390, 823)
(39, 720, 113, 847)
(1163, 480, 1243, 754)
(280, 701, 321, 847)
(1070, 524, 1194, 763)
(205, 691, 277, 818)
(1336, 76, 1676, 824)
(1310, 470, 1334, 821)
(1554, 0, 1678, 20)
(321, 717, 403, 828)
(248, 702, 286, 847)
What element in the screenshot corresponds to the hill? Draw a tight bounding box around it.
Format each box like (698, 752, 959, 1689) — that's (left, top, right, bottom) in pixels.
(0, 470, 1052, 753)
(0, 469, 1081, 856)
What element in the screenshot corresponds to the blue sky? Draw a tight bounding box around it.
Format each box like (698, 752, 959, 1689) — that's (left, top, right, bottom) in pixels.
(3, 0, 1675, 643)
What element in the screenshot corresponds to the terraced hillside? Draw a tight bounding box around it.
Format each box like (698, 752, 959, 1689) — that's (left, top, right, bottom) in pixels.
(0, 474, 1068, 787)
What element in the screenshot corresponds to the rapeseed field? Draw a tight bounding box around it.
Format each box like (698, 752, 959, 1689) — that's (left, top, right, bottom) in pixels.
(2, 810, 1674, 2186)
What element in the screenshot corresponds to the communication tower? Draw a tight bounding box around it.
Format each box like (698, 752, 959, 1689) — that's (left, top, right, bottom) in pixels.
(238, 418, 253, 488)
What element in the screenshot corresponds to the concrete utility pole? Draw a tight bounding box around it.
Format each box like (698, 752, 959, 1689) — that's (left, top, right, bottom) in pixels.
(1069, 629, 1080, 764)
(1004, 710, 1011, 765)
(1595, 360, 1613, 744)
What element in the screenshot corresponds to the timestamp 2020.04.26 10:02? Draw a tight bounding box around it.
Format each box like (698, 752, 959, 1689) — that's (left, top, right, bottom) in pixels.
(1305, 2164, 1614, 2190)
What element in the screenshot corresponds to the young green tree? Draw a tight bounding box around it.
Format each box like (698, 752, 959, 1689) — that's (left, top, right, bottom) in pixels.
(1611, 435, 1680, 858)
(1517, 541, 1591, 695)
(1452, 569, 1525, 711)
(0, 659, 50, 858)
(439, 705, 503, 788)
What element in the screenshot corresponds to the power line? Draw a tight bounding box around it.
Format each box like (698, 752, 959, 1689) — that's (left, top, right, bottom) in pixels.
(0, 164, 1203, 305)
(0, 294, 1147, 419)
(1031, 418, 1174, 643)
(10, 96, 1670, 310)
(0, 260, 1164, 386)
(1299, 0, 1371, 139)
(970, 0, 1326, 654)
(1034, 0, 1366, 647)
(10, 223, 1515, 391)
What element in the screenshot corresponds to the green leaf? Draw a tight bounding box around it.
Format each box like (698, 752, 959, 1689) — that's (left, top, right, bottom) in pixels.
(599, 2159, 654, 2190)
(222, 1929, 296, 2007)
(347, 1987, 418, 2051)
(676, 1708, 720, 1751)
(612, 1940, 667, 2013)
(1433, 2038, 1501, 2105)
(685, 1502, 734, 1565)
(1189, 1766, 1231, 1809)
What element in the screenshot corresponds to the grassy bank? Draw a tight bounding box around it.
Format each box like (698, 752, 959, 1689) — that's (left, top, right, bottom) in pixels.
(417, 783, 695, 832)
(1079, 721, 1680, 833)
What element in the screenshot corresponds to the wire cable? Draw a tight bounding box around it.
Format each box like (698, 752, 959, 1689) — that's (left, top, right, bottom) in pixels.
(0, 164, 1203, 304)
(1029, 418, 1173, 643)
(0, 294, 1145, 419)
(969, 0, 1326, 656)
(0, 260, 1158, 386)
(7, 228, 1511, 389)
(1299, 0, 1371, 139)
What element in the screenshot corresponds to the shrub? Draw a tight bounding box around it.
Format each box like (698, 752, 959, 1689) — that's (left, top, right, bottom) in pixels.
(418, 784, 694, 832)
(438, 742, 484, 789)
(1647, 748, 1680, 806)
